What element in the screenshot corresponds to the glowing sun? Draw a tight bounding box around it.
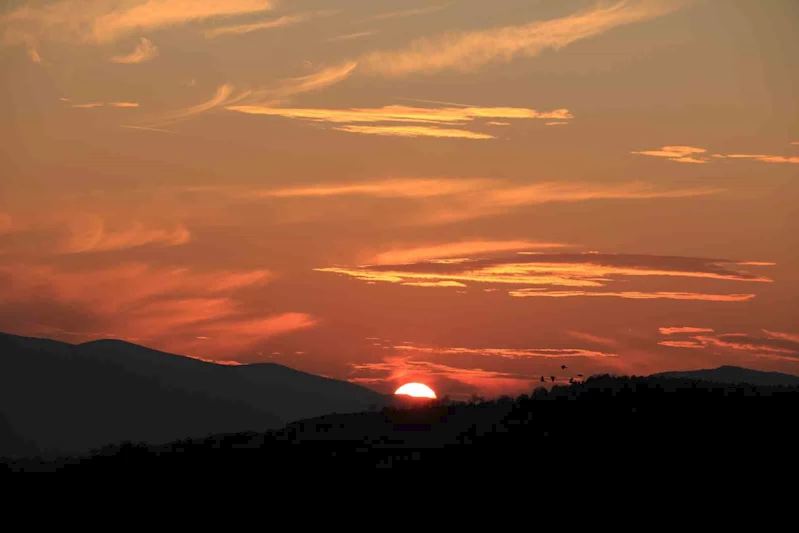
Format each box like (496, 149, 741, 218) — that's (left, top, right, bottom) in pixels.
(395, 382, 437, 399)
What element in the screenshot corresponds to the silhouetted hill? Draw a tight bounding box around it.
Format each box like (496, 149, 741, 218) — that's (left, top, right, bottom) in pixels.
(651, 365, 799, 387)
(6, 373, 797, 471)
(0, 332, 388, 455)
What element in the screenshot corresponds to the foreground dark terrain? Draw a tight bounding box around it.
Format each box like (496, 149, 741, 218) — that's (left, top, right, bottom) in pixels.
(4, 371, 799, 472)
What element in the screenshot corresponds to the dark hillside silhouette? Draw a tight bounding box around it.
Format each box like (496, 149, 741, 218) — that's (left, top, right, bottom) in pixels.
(5, 372, 798, 471)
(651, 365, 799, 387)
(0, 332, 389, 455)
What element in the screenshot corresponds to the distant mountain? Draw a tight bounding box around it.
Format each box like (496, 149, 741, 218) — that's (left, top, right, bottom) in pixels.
(0, 332, 389, 456)
(651, 365, 799, 387)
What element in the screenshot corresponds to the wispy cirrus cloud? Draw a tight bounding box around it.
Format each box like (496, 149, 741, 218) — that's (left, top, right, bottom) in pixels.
(357, 0, 688, 77)
(395, 345, 618, 360)
(658, 328, 799, 362)
(59, 215, 190, 253)
(250, 61, 360, 102)
(0, 260, 311, 359)
(110, 36, 158, 63)
(566, 331, 620, 347)
(205, 10, 336, 39)
(659, 326, 715, 335)
(226, 103, 572, 138)
(510, 290, 756, 302)
(634, 145, 799, 164)
(71, 101, 141, 108)
(2, 0, 275, 50)
(247, 177, 723, 225)
(334, 125, 494, 139)
(631, 145, 708, 164)
(226, 104, 572, 125)
(368, 240, 571, 265)
(205, 13, 307, 39)
(361, 3, 452, 23)
(316, 250, 773, 302)
(713, 154, 799, 164)
(326, 30, 377, 43)
(134, 82, 251, 128)
(251, 177, 495, 199)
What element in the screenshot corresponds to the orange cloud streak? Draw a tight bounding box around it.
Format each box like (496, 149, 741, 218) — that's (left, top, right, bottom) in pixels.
(333, 125, 494, 139)
(369, 240, 572, 265)
(510, 290, 756, 302)
(358, 0, 687, 77)
(659, 326, 715, 335)
(110, 36, 158, 63)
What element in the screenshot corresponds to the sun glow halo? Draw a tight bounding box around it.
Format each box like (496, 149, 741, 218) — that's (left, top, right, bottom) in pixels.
(394, 382, 437, 399)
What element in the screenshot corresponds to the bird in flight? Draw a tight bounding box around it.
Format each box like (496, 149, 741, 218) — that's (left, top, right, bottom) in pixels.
(561, 365, 567, 370)
(550, 376, 556, 383)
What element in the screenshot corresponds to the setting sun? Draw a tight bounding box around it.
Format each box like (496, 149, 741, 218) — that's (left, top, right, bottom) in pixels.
(395, 383, 437, 399)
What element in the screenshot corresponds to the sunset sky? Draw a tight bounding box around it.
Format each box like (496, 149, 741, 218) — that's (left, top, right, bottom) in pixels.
(1, 0, 797, 399)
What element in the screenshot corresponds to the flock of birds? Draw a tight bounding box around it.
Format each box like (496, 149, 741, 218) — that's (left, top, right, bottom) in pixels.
(540, 365, 585, 385)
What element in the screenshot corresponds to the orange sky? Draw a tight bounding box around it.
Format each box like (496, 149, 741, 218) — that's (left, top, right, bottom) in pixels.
(1, 0, 798, 400)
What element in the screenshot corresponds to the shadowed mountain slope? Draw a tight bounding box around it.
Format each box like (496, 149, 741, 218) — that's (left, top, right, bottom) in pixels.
(6, 374, 798, 471)
(651, 365, 799, 387)
(0, 332, 388, 455)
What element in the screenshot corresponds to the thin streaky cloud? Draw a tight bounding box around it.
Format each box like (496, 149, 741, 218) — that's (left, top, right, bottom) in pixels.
(763, 330, 799, 343)
(397, 97, 476, 108)
(658, 340, 704, 349)
(252, 178, 495, 199)
(363, 3, 452, 23)
(635, 146, 799, 165)
(247, 61, 359, 101)
(60, 216, 190, 253)
(334, 125, 494, 139)
(659, 326, 715, 335)
(716, 154, 799, 164)
(546, 121, 569, 126)
(487, 121, 511, 126)
(402, 281, 467, 288)
(658, 331, 799, 361)
(792, 142, 799, 146)
(225, 104, 572, 127)
(509, 290, 756, 302)
(394, 345, 618, 360)
(138, 83, 250, 128)
(205, 14, 308, 39)
(204, 10, 339, 39)
(566, 331, 619, 347)
(121, 125, 177, 134)
(315, 252, 773, 291)
(672, 156, 707, 164)
(327, 30, 377, 43)
(369, 240, 572, 265)
(110, 37, 158, 64)
(358, 0, 688, 77)
(243, 177, 724, 224)
(71, 101, 140, 108)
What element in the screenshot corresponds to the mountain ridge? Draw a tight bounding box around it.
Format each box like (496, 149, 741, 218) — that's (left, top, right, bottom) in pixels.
(0, 331, 389, 456)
